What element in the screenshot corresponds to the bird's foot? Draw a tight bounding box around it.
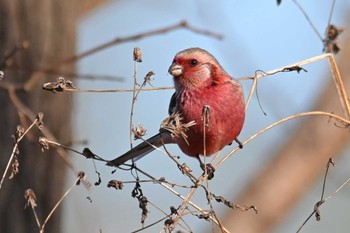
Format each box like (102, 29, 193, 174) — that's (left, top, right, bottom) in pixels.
(202, 163, 215, 180)
(235, 138, 243, 149)
(197, 155, 215, 180)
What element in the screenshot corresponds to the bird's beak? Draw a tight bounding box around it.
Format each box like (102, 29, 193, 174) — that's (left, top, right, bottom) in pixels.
(168, 63, 183, 77)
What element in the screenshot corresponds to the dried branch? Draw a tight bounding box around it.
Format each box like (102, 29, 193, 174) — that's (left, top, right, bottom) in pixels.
(24, 21, 223, 91)
(130, 48, 143, 150)
(292, 0, 323, 41)
(215, 111, 350, 169)
(48, 51, 348, 232)
(241, 53, 350, 120)
(42, 82, 174, 93)
(170, 174, 230, 232)
(0, 113, 41, 190)
(212, 53, 349, 168)
(7, 87, 75, 171)
(296, 158, 338, 233)
(117, 164, 217, 230)
(108, 177, 195, 189)
(39, 172, 85, 233)
(160, 113, 196, 146)
(212, 193, 258, 213)
(53, 52, 349, 232)
(39, 137, 108, 163)
(42, 77, 75, 92)
(0, 40, 30, 69)
(3, 65, 124, 82)
(24, 189, 41, 229)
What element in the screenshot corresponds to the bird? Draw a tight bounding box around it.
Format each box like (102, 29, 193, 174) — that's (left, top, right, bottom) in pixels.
(107, 47, 245, 168)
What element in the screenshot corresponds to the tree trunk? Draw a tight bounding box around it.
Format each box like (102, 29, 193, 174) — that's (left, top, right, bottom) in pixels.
(0, 1, 77, 232)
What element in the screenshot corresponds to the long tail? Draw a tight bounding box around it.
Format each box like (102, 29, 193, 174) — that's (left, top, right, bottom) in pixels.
(107, 132, 174, 167)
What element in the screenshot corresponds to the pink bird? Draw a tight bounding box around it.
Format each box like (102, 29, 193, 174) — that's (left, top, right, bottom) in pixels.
(108, 48, 245, 168)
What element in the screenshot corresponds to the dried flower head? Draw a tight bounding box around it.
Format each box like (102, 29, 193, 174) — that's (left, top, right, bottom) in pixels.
(14, 125, 25, 142)
(201, 105, 210, 128)
(132, 123, 147, 139)
(42, 77, 75, 92)
(133, 47, 142, 62)
(170, 206, 178, 215)
(164, 218, 174, 227)
(24, 189, 37, 209)
(179, 163, 192, 175)
(39, 137, 50, 152)
(76, 171, 86, 185)
(9, 158, 19, 179)
(160, 113, 196, 145)
(323, 24, 343, 54)
(144, 71, 155, 85)
(139, 195, 148, 224)
(36, 112, 44, 130)
(82, 148, 96, 159)
(107, 180, 124, 190)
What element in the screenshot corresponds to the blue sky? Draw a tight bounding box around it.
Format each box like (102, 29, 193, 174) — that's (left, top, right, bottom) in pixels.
(62, 1, 350, 232)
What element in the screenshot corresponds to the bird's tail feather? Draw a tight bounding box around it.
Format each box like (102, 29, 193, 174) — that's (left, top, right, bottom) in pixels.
(107, 132, 172, 166)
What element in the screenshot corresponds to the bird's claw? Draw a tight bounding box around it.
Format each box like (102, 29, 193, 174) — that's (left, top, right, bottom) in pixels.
(235, 138, 243, 149)
(200, 163, 215, 180)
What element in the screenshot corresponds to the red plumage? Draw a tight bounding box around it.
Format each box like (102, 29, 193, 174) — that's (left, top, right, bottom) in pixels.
(108, 47, 245, 166)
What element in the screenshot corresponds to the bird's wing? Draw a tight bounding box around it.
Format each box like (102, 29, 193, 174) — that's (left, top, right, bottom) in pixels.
(168, 92, 177, 115)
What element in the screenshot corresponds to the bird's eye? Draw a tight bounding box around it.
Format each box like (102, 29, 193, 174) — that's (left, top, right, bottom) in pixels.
(189, 59, 198, 66)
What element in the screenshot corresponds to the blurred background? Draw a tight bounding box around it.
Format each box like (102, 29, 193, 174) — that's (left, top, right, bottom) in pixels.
(1, 0, 350, 233)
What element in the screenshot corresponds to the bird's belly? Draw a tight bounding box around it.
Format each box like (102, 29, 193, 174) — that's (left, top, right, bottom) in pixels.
(175, 100, 244, 156)
(176, 119, 242, 157)
(174, 85, 245, 157)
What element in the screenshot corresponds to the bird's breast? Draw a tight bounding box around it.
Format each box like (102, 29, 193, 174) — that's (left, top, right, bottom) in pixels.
(174, 84, 245, 157)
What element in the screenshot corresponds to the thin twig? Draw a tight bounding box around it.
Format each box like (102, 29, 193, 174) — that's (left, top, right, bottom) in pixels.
(118, 178, 194, 189)
(238, 53, 330, 82)
(130, 54, 139, 149)
(320, 158, 335, 200)
(132, 215, 169, 233)
(132, 201, 189, 233)
(296, 158, 335, 233)
(171, 175, 230, 233)
(203, 186, 226, 233)
(7, 87, 75, 171)
(239, 53, 350, 119)
(215, 111, 350, 169)
(24, 21, 222, 91)
(200, 106, 225, 232)
(123, 131, 226, 231)
(323, 174, 350, 202)
(0, 40, 30, 69)
(202, 105, 209, 173)
(5, 66, 124, 82)
(297, 160, 350, 233)
(127, 165, 226, 231)
(292, 0, 323, 41)
(45, 86, 174, 93)
(327, 54, 350, 118)
(24, 189, 41, 229)
(327, 0, 336, 28)
(40, 174, 83, 233)
(42, 138, 108, 162)
(296, 172, 350, 233)
(0, 118, 38, 190)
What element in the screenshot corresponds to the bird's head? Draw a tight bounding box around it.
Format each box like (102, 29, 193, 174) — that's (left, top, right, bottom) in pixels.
(168, 48, 228, 91)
